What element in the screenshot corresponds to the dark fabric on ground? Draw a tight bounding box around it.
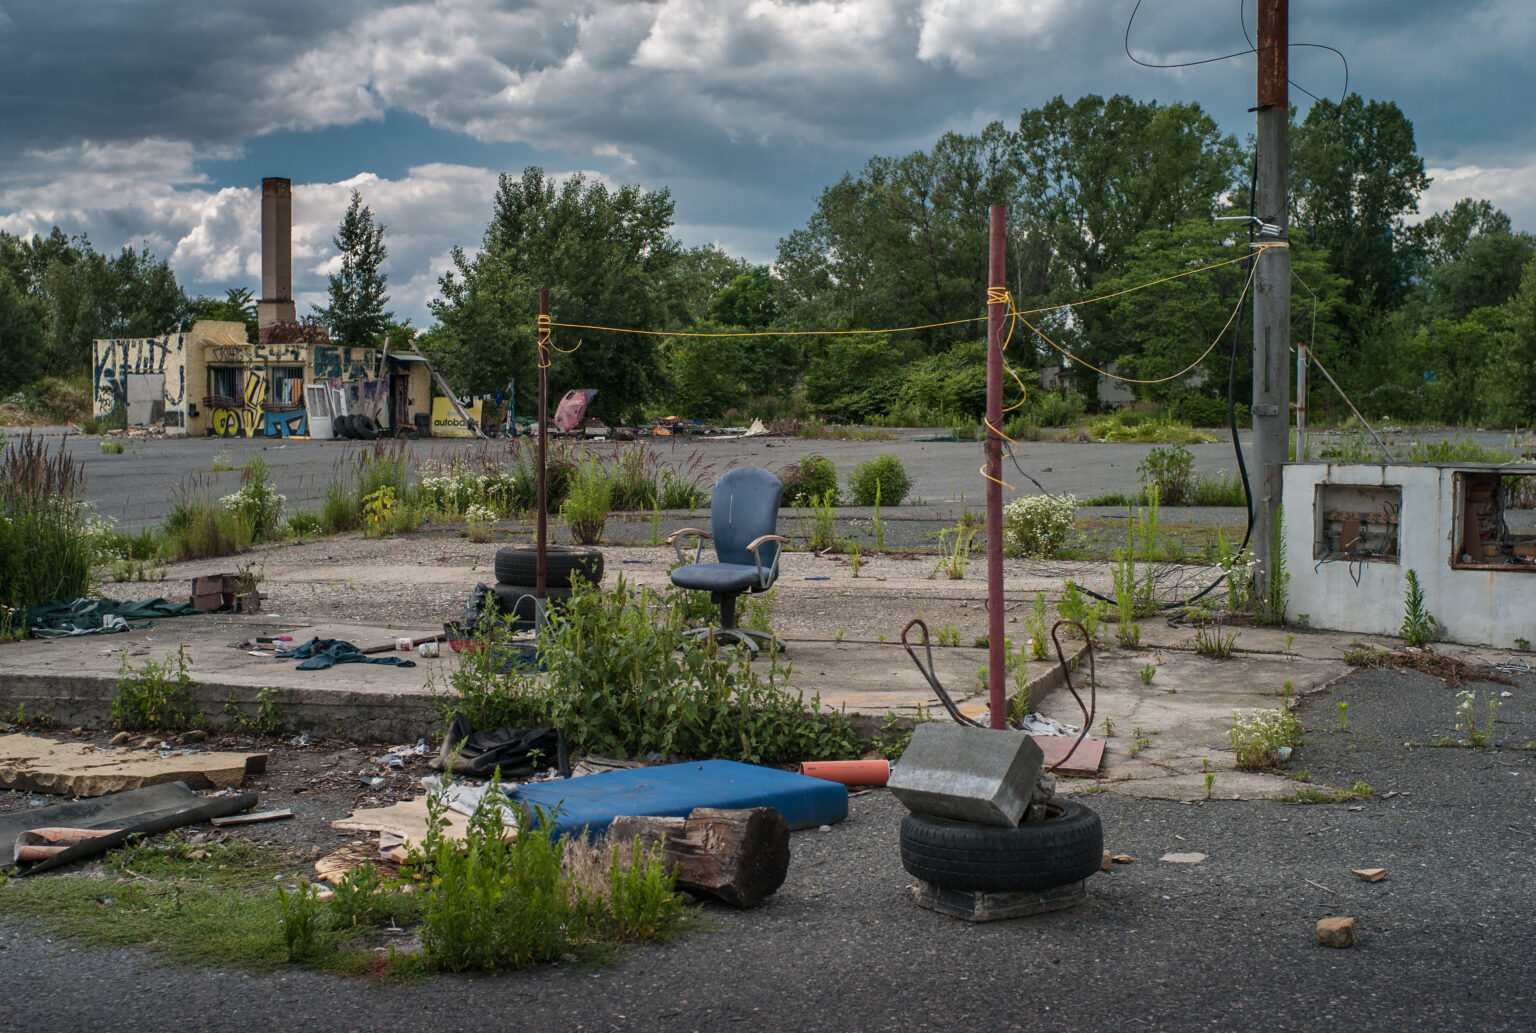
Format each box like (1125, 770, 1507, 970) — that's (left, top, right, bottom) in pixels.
(274, 637, 417, 671)
(24, 597, 201, 638)
(434, 714, 569, 778)
(0, 781, 257, 875)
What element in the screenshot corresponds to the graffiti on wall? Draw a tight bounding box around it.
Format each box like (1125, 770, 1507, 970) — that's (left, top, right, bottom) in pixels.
(92, 335, 186, 415)
(313, 345, 379, 381)
(261, 409, 309, 437)
(210, 369, 267, 438)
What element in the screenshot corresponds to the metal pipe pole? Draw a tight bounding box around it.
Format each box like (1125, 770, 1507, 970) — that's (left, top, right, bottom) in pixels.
(536, 289, 549, 600)
(986, 205, 1007, 729)
(1253, 0, 1291, 598)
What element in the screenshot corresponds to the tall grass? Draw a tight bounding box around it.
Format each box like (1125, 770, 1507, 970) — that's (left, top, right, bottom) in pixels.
(163, 476, 255, 560)
(0, 435, 93, 613)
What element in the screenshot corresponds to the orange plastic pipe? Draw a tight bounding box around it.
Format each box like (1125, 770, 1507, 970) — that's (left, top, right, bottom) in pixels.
(800, 760, 890, 787)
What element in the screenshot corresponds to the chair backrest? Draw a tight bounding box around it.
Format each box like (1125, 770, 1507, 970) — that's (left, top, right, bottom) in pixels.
(709, 467, 784, 568)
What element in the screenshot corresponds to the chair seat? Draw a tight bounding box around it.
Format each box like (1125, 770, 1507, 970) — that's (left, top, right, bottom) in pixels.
(670, 562, 765, 594)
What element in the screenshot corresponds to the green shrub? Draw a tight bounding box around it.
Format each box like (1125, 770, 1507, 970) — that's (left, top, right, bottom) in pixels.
(0, 434, 92, 611)
(560, 458, 612, 545)
(1172, 394, 1248, 428)
(1401, 568, 1436, 647)
(1137, 445, 1196, 507)
(1230, 707, 1300, 770)
(1029, 390, 1086, 427)
(163, 489, 254, 560)
(221, 455, 284, 540)
(847, 454, 911, 507)
(284, 511, 325, 540)
(112, 645, 202, 732)
(1002, 493, 1078, 557)
(320, 482, 362, 533)
(780, 454, 838, 506)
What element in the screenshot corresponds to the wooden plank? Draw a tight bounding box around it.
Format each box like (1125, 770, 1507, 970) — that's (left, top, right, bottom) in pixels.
(1032, 734, 1105, 777)
(210, 808, 294, 827)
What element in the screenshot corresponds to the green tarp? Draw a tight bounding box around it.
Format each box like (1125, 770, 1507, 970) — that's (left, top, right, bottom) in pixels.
(24, 597, 201, 639)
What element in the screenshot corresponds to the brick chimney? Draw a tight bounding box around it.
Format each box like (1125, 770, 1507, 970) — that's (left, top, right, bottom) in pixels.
(257, 177, 296, 329)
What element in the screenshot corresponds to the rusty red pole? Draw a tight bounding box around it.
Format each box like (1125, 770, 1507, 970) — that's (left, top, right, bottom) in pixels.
(986, 205, 1007, 729)
(536, 289, 549, 600)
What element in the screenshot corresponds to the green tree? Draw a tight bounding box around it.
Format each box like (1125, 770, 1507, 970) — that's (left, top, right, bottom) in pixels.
(187, 287, 258, 341)
(1291, 94, 1430, 311)
(427, 167, 685, 423)
(314, 190, 391, 349)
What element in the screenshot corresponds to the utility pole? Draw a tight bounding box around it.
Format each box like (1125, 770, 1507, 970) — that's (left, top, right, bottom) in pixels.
(985, 205, 1006, 729)
(1252, 0, 1292, 602)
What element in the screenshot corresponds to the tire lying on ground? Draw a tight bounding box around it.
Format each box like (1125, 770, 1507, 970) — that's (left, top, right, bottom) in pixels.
(491, 582, 573, 620)
(352, 413, 381, 440)
(333, 414, 355, 439)
(493, 545, 604, 588)
(898, 798, 1103, 893)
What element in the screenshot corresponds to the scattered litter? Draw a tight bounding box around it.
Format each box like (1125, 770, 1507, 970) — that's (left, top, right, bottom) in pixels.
(1159, 852, 1207, 864)
(1352, 867, 1388, 883)
(275, 637, 416, 671)
(1305, 878, 1340, 896)
(290, 731, 311, 747)
(430, 716, 569, 779)
(1018, 713, 1077, 736)
(1111, 854, 1133, 864)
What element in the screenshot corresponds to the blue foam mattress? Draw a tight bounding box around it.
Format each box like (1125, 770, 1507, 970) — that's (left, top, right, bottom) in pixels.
(508, 759, 849, 839)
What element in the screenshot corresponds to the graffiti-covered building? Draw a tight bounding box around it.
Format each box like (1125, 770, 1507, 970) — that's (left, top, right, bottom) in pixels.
(89, 177, 431, 438)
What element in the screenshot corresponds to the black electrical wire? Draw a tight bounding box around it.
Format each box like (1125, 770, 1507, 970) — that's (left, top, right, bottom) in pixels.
(1125, 0, 1350, 109)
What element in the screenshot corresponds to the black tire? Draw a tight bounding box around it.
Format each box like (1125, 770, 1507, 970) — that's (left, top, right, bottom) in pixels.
(899, 798, 1103, 893)
(335, 414, 356, 439)
(353, 414, 381, 440)
(491, 582, 573, 619)
(493, 545, 604, 588)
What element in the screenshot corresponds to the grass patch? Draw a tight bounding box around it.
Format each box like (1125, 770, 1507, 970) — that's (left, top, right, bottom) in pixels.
(0, 838, 389, 974)
(796, 422, 895, 441)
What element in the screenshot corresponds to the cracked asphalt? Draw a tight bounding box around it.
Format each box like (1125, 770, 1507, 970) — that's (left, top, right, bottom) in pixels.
(1, 664, 1532, 1032)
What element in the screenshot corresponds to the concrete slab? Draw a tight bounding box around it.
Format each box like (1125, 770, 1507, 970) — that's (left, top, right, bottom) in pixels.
(0, 733, 265, 797)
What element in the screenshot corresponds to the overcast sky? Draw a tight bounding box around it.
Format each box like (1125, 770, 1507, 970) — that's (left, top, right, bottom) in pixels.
(0, 0, 1530, 328)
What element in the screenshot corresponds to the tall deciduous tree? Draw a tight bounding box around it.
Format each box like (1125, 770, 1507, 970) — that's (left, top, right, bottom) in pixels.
(427, 167, 684, 422)
(1291, 94, 1429, 311)
(315, 190, 391, 349)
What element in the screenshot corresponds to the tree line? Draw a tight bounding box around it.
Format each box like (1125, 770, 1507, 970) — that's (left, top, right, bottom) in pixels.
(4, 92, 1532, 428)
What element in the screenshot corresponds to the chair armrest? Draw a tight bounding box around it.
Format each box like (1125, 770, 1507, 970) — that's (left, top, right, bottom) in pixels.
(745, 534, 790, 586)
(666, 527, 712, 565)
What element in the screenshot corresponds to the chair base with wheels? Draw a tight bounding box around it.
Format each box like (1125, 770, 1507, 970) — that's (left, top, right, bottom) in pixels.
(680, 588, 781, 656)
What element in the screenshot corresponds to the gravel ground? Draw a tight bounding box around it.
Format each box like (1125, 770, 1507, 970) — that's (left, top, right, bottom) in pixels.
(1, 665, 1533, 1032)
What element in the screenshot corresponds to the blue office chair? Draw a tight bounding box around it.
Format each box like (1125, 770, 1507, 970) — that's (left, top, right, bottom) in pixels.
(667, 467, 788, 655)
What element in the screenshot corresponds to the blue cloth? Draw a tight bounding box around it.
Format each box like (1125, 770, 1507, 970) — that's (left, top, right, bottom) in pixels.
(275, 637, 417, 671)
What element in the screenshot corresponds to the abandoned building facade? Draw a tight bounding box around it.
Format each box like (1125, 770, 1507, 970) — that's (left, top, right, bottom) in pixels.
(89, 178, 431, 439)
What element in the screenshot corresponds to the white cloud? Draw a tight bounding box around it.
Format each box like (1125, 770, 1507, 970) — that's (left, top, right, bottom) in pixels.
(1418, 160, 1536, 234)
(915, 0, 1069, 73)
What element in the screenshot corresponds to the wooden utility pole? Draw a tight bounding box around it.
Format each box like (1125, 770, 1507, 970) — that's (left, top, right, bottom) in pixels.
(1252, 0, 1292, 599)
(986, 205, 1007, 729)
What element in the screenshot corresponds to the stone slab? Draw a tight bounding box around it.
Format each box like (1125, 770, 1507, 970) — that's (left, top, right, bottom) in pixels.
(888, 723, 1043, 827)
(912, 878, 1087, 922)
(0, 733, 266, 798)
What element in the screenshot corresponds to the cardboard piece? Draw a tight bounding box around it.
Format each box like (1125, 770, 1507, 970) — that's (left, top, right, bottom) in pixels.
(1032, 735, 1105, 777)
(0, 734, 266, 798)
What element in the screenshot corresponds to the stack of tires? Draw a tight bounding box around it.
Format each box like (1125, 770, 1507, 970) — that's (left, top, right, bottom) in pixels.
(489, 545, 605, 621)
(333, 414, 382, 440)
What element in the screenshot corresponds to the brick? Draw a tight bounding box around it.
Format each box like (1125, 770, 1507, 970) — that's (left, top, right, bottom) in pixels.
(1316, 916, 1356, 948)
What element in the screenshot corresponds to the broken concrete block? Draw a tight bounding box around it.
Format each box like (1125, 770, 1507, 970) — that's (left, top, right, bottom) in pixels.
(1352, 867, 1388, 883)
(1101, 850, 1113, 872)
(888, 723, 1043, 827)
(1160, 852, 1208, 863)
(0, 734, 265, 797)
(1316, 916, 1356, 948)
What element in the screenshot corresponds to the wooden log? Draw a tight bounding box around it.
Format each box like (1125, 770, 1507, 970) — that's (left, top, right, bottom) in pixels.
(606, 806, 790, 909)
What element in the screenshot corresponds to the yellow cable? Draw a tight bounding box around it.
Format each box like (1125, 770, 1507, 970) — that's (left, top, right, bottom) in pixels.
(545, 316, 984, 338)
(1017, 245, 1272, 385)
